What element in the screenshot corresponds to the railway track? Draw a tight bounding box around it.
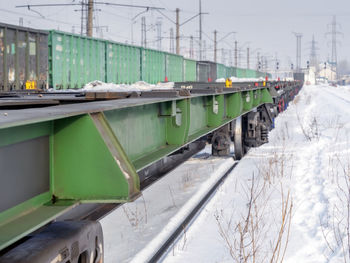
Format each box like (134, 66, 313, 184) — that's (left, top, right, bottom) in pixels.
(130, 161, 238, 263)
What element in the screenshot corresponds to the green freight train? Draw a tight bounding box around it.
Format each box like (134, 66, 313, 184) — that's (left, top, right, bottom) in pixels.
(0, 23, 268, 91)
(0, 22, 302, 262)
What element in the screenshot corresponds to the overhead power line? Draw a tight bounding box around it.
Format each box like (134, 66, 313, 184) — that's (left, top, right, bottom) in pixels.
(16, 1, 164, 37)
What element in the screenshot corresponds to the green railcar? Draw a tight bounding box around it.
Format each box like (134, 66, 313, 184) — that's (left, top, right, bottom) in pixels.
(49, 31, 106, 89)
(165, 53, 183, 82)
(236, 67, 247, 78)
(141, 48, 165, 84)
(216, 63, 227, 79)
(106, 42, 141, 84)
(246, 69, 257, 78)
(183, 58, 196, 81)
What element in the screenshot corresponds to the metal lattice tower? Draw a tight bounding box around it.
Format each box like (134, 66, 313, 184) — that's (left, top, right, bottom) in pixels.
(199, 0, 202, 60)
(169, 28, 174, 53)
(331, 16, 338, 70)
(234, 41, 238, 67)
(247, 47, 250, 69)
(293, 32, 303, 72)
(80, 0, 88, 35)
(326, 15, 342, 78)
(156, 18, 162, 51)
(141, 16, 146, 48)
(309, 35, 318, 68)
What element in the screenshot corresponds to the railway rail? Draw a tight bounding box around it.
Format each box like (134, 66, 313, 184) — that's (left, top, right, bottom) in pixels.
(144, 162, 238, 263)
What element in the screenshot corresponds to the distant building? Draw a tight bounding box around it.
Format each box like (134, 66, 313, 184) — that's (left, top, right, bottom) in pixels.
(318, 62, 337, 81)
(303, 66, 316, 85)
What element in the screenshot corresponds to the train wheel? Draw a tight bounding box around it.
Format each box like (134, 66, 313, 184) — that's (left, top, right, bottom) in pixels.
(233, 116, 244, 160)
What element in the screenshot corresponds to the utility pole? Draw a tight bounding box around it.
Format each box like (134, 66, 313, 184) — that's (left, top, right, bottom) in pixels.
(234, 41, 238, 67)
(247, 47, 250, 69)
(87, 0, 93, 37)
(156, 18, 162, 50)
(176, 8, 180, 54)
(190, 35, 194, 59)
(214, 30, 217, 62)
(19, 17, 23, 26)
(141, 16, 146, 48)
(170, 28, 175, 53)
(203, 40, 206, 60)
(257, 52, 260, 70)
(199, 0, 202, 60)
(229, 50, 233, 66)
(293, 32, 303, 72)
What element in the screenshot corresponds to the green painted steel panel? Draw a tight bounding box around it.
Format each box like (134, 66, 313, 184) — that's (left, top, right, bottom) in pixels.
(165, 53, 183, 82)
(188, 97, 208, 136)
(245, 69, 255, 78)
(183, 59, 196, 81)
(53, 114, 135, 201)
(252, 89, 261, 106)
(236, 68, 247, 78)
(104, 104, 167, 162)
(207, 95, 225, 127)
(242, 90, 254, 111)
(228, 67, 237, 78)
(106, 42, 141, 84)
(141, 48, 165, 84)
(49, 31, 106, 89)
(0, 200, 76, 251)
(216, 63, 227, 79)
(227, 92, 243, 118)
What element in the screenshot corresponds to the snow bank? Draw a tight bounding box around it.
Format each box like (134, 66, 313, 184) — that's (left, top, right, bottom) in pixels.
(49, 80, 175, 92)
(163, 84, 350, 263)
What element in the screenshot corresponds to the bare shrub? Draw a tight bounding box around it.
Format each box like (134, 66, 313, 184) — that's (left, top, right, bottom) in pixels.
(321, 150, 350, 262)
(122, 194, 148, 227)
(295, 107, 320, 141)
(214, 174, 293, 262)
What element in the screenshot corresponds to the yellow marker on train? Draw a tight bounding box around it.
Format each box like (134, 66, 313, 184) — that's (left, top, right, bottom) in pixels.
(25, 81, 37, 90)
(225, 78, 232, 88)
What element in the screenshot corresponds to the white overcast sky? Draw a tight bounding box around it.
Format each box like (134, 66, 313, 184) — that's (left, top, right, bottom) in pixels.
(0, 0, 349, 70)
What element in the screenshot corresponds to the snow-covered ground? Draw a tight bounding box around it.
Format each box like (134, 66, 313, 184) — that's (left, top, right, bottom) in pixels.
(162, 84, 350, 263)
(101, 84, 350, 263)
(100, 149, 235, 262)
